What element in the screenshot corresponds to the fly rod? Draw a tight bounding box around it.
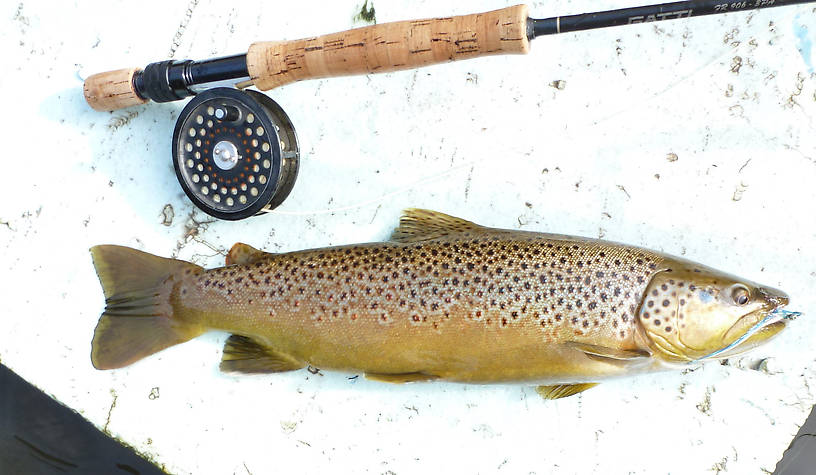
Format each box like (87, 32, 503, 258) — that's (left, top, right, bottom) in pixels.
(84, 0, 813, 111)
(82, 0, 813, 221)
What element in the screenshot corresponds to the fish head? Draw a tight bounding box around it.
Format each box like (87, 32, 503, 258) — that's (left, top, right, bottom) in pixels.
(636, 263, 797, 364)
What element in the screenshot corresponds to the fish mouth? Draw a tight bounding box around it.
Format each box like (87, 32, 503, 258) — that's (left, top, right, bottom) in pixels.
(696, 307, 801, 361)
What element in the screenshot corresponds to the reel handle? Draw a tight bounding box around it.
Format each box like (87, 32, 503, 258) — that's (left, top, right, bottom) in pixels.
(247, 4, 529, 90)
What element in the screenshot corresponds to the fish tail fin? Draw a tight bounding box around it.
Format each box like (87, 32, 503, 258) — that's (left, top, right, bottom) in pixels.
(89, 245, 205, 370)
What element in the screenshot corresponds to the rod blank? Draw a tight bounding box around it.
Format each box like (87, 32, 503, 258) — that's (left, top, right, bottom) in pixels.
(530, 0, 815, 37)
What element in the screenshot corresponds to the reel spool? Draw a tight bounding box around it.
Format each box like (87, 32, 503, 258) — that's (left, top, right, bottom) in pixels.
(172, 88, 299, 220)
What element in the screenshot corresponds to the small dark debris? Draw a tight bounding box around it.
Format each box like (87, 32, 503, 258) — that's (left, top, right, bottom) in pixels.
(549, 80, 567, 90)
(354, 0, 376, 23)
(160, 204, 174, 226)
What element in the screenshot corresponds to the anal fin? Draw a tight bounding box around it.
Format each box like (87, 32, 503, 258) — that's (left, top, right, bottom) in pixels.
(365, 372, 440, 383)
(220, 335, 304, 374)
(536, 383, 599, 400)
(226, 243, 267, 266)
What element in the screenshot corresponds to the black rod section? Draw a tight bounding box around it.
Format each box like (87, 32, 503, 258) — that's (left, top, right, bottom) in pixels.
(187, 54, 250, 86)
(530, 0, 814, 38)
(133, 54, 249, 103)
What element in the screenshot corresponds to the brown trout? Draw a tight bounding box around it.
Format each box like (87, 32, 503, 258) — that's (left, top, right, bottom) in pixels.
(90, 209, 799, 398)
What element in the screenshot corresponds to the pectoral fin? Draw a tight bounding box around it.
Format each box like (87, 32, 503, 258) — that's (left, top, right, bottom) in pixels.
(365, 372, 440, 383)
(567, 342, 651, 366)
(536, 383, 599, 400)
(226, 243, 267, 266)
(220, 335, 304, 374)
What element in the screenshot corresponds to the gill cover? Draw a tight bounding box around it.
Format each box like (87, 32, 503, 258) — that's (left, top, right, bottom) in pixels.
(636, 263, 789, 363)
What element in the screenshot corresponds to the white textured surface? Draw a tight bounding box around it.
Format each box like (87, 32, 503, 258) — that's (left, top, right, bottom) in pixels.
(2, 1, 815, 474)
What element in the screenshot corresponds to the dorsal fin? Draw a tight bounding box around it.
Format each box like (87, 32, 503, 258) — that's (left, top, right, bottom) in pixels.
(389, 209, 484, 243)
(226, 243, 266, 266)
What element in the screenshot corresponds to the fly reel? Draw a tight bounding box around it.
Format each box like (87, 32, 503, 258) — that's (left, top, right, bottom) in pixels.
(172, 88, 299, 220)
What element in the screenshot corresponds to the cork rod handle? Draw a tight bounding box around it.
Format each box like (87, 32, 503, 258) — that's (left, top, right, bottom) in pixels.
(84, 68, 148, 112)
(247, 5, 529, 91)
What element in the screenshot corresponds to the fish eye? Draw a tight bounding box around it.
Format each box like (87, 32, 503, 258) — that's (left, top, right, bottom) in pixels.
(731, 286, 750, 306)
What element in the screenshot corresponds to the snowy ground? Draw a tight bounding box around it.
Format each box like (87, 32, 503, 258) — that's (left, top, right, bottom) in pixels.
(2, 1, 815, 473)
